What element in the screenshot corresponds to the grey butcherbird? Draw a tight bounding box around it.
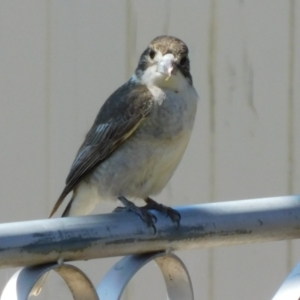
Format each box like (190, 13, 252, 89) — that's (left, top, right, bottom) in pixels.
(50, 35, 199, 228)
(31, 36, 199, 297)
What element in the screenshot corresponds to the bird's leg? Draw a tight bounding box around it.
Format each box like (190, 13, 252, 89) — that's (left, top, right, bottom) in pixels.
(143, 197, 181, 227)
(115, 196, 157, 230)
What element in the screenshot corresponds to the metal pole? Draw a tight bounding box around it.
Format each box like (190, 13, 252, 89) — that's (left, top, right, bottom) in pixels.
(0, 195, 300, 268)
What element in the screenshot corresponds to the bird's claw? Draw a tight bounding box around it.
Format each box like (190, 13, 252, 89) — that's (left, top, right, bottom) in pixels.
(164, 207, 181, 227)
(115, 196, 180, 232)
(115, 197, 157, 233)
(137, 208, 157, 231)
(144, 197, 181, 228)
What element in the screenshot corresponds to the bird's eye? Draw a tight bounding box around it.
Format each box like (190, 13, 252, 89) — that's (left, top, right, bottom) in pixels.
(179, 56, 187, 65)
(149, 49, 156, 59)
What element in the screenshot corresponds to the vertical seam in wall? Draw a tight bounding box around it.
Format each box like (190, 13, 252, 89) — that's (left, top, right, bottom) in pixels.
(124, 3, 135, 299)
(208, 1, 217, 300)
(163, 0, 170, 35)
(45, 0, 51, 215)
(209, 1, 217, 202)
(125, 0, 136, 80)
(163, 0, 174, 204)
(287, 0, 295, 271)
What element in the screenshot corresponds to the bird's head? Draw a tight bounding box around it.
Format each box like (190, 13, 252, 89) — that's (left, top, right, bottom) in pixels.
(134, 36, 192, 91)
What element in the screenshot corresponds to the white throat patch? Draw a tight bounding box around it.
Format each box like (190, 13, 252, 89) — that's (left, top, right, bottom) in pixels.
(139, 64, 188, 92)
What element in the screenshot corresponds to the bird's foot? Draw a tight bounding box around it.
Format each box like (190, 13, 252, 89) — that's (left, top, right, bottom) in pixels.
(115, 196, 157, 231)
(143, 197, 181, 227)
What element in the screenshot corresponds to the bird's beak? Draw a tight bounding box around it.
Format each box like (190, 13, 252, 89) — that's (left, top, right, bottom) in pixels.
(157, 54, 176, 81)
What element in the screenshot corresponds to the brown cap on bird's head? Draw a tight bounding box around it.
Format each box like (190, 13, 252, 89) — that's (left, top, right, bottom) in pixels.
(150, 35, 189, 57)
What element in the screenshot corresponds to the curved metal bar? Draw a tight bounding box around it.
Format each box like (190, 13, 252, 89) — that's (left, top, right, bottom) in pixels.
(155, 254, 194, 300)
(1, 263, 99, 300)
(97, 252, 194, 300)
(272, 261, 300, 300)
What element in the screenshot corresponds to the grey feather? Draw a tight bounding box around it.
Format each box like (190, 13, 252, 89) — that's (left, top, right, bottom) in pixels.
(49, 83, 153, 217)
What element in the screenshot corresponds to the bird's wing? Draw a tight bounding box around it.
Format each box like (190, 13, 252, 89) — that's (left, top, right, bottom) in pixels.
(49, 83, 153, 217)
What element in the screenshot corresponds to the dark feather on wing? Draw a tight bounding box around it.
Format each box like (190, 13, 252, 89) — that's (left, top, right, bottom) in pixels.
(49, 83, 153, 217)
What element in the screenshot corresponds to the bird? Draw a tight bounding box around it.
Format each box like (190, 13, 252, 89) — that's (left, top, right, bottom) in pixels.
(31, 35, 199, 297)
(49, 35, 199, 228)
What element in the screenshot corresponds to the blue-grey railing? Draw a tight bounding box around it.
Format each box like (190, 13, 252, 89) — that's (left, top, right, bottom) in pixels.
(1, 195, 300, 299)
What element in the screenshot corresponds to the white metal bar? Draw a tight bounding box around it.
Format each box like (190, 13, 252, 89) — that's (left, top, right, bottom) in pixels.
(0, 196, 300, 268)
(272, 261, 300, 300)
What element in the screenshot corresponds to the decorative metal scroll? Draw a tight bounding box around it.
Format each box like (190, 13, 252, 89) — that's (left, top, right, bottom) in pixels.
(1, 263, 99, 300)
(1, 252, 194, 300)
(97, 252, 194, 300)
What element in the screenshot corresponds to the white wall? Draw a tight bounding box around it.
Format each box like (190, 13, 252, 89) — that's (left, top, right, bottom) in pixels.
(0, 1, 299, 299)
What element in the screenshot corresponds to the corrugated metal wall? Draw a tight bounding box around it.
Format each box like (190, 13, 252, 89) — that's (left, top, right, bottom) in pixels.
(0, 1, 299, 299)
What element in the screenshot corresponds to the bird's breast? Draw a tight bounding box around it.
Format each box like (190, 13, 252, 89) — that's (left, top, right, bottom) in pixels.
(90, 84, 198, 199)
(140, 85, 198, 140)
